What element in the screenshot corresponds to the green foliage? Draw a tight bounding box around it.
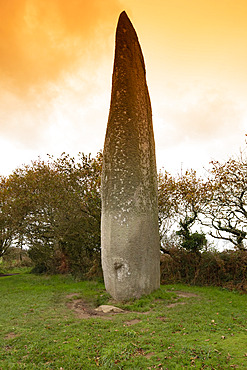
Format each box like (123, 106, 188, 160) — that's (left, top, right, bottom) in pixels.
(176, 223, 207, 253)
(180, 231, 207, 252)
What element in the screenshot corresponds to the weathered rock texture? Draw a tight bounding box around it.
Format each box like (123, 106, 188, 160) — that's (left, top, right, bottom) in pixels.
(101, 11, 160, 301)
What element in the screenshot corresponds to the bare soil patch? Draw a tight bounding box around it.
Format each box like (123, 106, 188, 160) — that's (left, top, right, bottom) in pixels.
(166, 290, 199, 307)
(4, 332, 19, 340)
(66, 295, 125, 319)
(145, 351, 156, 359)
(66, 299, 105, 319)
(66, 293, 80, 299)
(156, 316, 168, 321)
(124, 318, 141, 326)
(167, 302, 187, 308)
(171, 290, 198, 298)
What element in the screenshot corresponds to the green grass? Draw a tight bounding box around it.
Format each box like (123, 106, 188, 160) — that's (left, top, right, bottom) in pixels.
(0, 272, 246, 369)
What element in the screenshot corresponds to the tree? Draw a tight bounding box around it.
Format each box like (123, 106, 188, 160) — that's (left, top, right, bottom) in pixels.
(203, 155, 247, 250)
(0, 173, 30, 258)
(1, 152, 102, 275)
(49, 152, 102, 275)
(157, 170, 176, 244)
(0, 176, 13, 257)
(158, 169, 208, 253)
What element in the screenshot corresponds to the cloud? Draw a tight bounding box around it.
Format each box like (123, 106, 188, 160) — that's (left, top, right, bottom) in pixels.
(155, 88, 244, 146)
(0, 60, 111, 149)
(0, 0, 121, 93)
(0, 0, 121, 156)
(153, 86, 246, 174)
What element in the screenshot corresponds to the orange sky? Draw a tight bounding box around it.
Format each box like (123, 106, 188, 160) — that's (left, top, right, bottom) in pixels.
(0, 0, 247, 175)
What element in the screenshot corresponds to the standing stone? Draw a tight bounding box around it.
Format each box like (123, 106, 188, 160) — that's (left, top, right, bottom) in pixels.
(101, 11, 160, 301)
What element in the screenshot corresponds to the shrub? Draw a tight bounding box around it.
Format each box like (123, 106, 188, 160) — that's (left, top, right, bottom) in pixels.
(160, 247, 247, 292)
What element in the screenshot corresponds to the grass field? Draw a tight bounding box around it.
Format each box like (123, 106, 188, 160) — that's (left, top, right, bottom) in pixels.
(0, 271, 246, 369)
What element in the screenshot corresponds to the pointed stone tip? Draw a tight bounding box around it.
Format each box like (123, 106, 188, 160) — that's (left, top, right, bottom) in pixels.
(116, 10, 138, 43)
(117, 10, 133, 29)
(114, 9, 145, 74)
(119, 10, 128, 19)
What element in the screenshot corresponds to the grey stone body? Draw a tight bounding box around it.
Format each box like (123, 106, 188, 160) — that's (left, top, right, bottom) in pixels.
(101, 11, 160, 301)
